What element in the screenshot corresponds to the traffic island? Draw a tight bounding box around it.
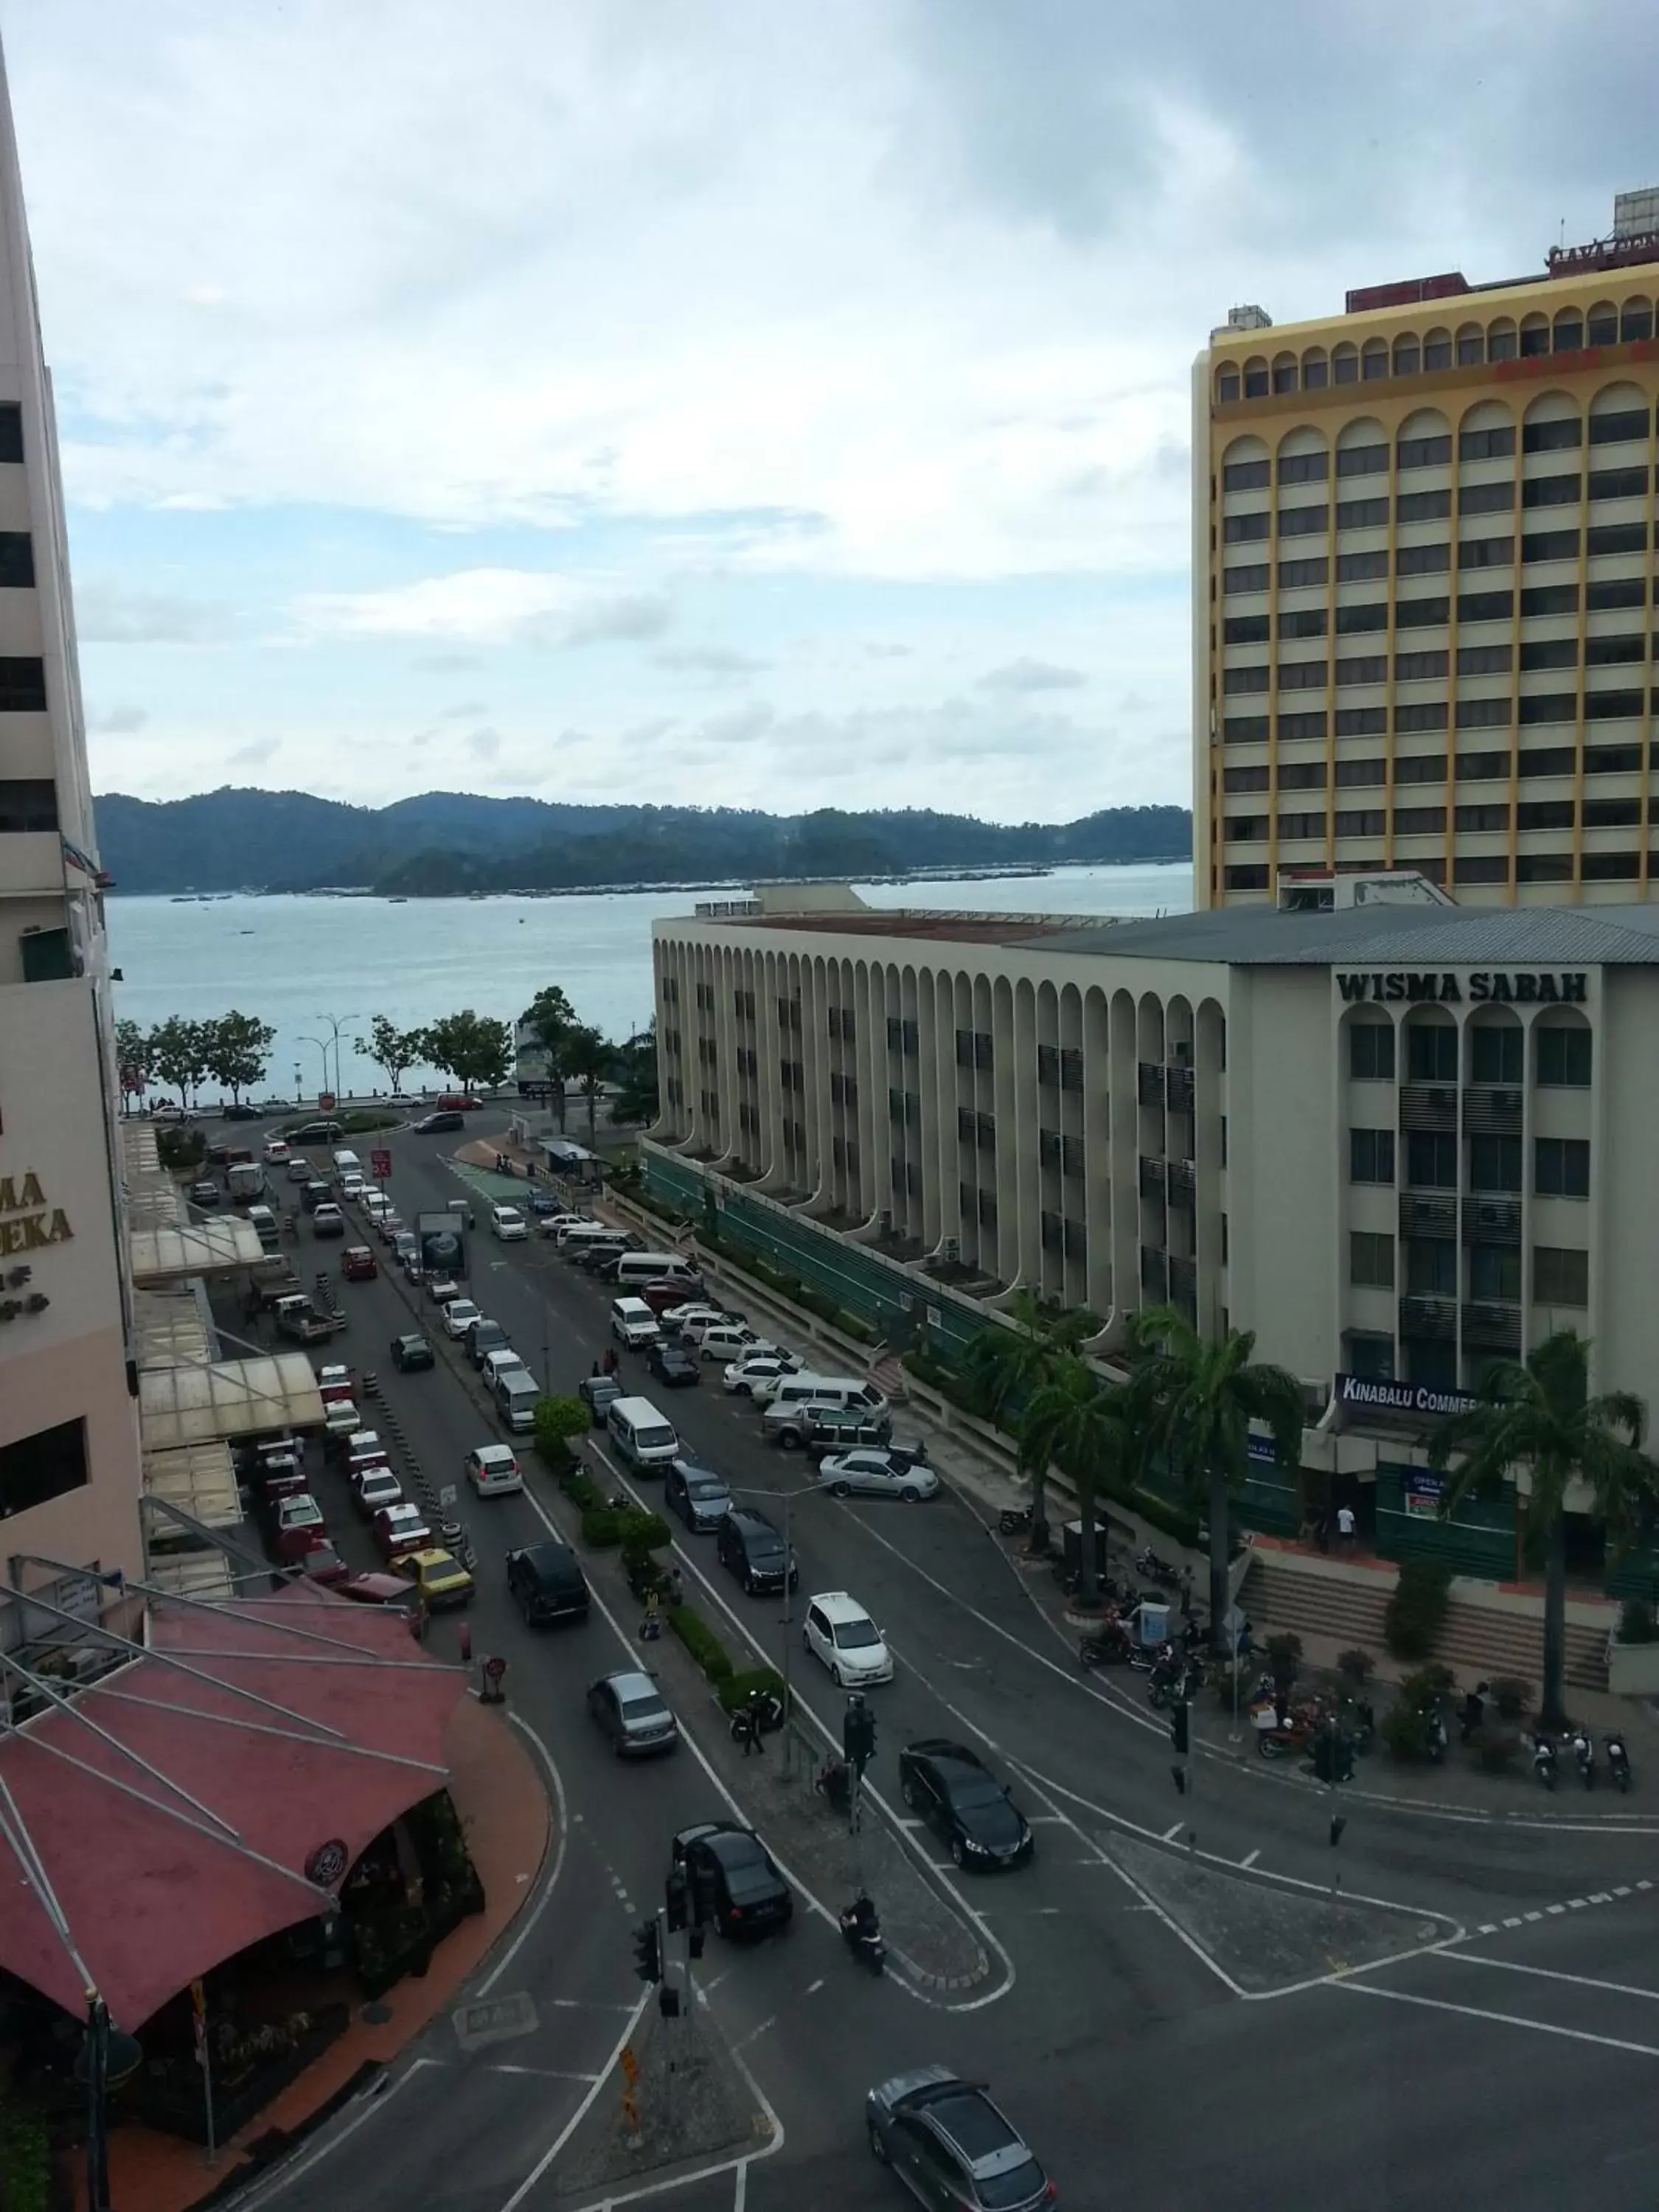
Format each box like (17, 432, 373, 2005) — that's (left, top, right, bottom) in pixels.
(552, 2000, 770, 2201)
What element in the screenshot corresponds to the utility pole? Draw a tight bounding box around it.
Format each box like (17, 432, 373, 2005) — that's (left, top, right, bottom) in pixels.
(780, 1486, 796, 1778)
(316, 1010, 361, 1104)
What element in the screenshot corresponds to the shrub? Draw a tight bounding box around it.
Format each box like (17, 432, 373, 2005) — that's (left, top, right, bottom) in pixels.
(1337, 1647, 1373, 1688)
(156, 1126, 207, 1173)
(533, 1394, 589, 1473)
(1488, 1675, 1532, 1721)
(1384, 1557, 1453, 1662)
(0, 2098, 50, 2212)
(1381, 1698, 1430, 1761)
(1619, 1598, 1659, 1645)
(618, 1509, 672, 1561)
(562, 1466, 606, 1513)
(1265, 1632, 1303, 1693)
(1399, 1662, 1455, 1707)
(669, 1602, 734, 1685)
(1208, 1660, 1256, 1714)
(580, 1507, 623, 1548)
(717, 1665, 788, 1715)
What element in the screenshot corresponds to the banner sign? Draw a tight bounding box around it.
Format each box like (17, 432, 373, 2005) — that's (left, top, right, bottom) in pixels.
(1335, 1371, 1480, 1420)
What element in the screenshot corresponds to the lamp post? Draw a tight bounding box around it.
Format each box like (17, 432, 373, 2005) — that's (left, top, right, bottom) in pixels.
(316, 1010, 361, 1106)
(726, 1475, 810, 1776)
(298, 1035, 329, 1105)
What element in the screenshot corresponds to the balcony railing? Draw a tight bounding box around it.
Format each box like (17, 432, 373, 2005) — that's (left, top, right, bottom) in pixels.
(1166, 1159, 1196, 1206)
(1462, 1085, 1523, 1135)
(1399, 1294, 1458, 1341)
(1399, 1190, 1457, 1237)
(1462, 1194, 1522, 1245)
(1166, 1065, 1195, 1113)
(1140, 1247, 1169, 1300)
(1400, 1084, 1458, 1131)
(1462, 1300, 1522, 1352)
(1138, 1062, 1166, 1108)
(1138, 1157, 1166, 1199)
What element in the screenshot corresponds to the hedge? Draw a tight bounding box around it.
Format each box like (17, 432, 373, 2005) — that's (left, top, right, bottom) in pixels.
(0, 2098, 50, 2212)
(618, 1509, 672, 1558)
(580, 1508, 624, 1548)
(669, 1601, 735, 1685)
(718, 1665, 788, 1716)
(562, 1467, 608, 1513)
(1385, 1556, 1453, 1661)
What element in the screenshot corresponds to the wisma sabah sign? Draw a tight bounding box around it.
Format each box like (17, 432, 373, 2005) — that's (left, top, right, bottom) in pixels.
(1336, 971, 1587, 1004)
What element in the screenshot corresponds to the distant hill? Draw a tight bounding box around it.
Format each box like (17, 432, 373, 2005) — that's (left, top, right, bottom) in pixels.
(91, 786, 1192, 896)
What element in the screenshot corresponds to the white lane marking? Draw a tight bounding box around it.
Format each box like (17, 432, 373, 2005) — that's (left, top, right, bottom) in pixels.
(734, 2013, 777, 2051)
(489, 2065, 603, 2081)
(805, 1978, 825, 1995)
(495, 1989, 653, 2211)
(1342, 1979, 1659, 2058)
(478, 1712, 569, 1996)
(734, 2160, 748, 2212)
(558, 2020, 785, 2212)
(1161, 1822, 1184, 1842)
(1239, 1849, 1261, 1870)
(1446, 1953, 1659, 2003)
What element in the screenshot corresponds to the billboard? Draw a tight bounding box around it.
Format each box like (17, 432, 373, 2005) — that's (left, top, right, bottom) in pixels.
(417, 1209, 467, 1280)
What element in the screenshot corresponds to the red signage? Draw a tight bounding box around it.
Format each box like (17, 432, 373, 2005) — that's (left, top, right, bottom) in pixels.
(371, 1149, 392, 1181)
(319, 1091, 336, 1112)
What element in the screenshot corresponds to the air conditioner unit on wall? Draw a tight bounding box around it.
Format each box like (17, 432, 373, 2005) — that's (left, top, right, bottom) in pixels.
(942, 1237, 959, 1263)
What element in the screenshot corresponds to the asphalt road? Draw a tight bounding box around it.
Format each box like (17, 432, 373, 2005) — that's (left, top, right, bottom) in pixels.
(215, 1116, 1659, 2212)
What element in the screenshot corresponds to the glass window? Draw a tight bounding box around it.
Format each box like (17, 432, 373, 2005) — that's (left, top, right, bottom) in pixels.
(1458, 589, 1514, 622)
(1584, 742, 1642, 773)
(1587, 306, 1618, 345)
(1489, 327, 1518, 363)
(1470, 1026, 1523, 1084)
(1224, 863, 1268, 890)
(1279, 451, 1329, 484)
(1621, 302, 1655, 343)
(1335, 807, 1386, 837)
(1585, 687, 1644, 720)
(1458, 479, 1514, 516)
(1458, 641, 1512, 675)
(1406, 1236, 1458, 1291)
(1408, 1025, 1459, 1082)
(1217, 371, 1241, 405)
(1349, 1023, 1395, 1080)
(1454, 855, 1509, 885)
(0, 532, 33, 588)
(0, 1418, 88, 1515)
(1534, 1245, 1589, 1306)
(1585, 577, 1647, 611)
(1397, 543, 1451, 575)
(1223, 715, 1269, 743)
(1279, 556, 1329, 588)
(1278, 659, 1327, 691)
(1552, 317, 1584, 354)
(1457, 329, 1485, 367)
(1223, 512, 1270, 543)
(1279, 759, 1326, 789)
(1537, 1027, 1591, 1086)
(1223, 563, 1270, 594)
(1222, 458, 1271, 492)
(1223, 613, 1270, 644)
(1338, 549, 1391, 582)
(1393, 341, 1422, 378)
(1244, 364, 1270, 399)
(1396, 596, 1450, 628)
(1278, 504, 1329, 538)
(1517, 799, 1575, 831)
(1523, 472, 1586, 506)
(1337, 497, 1388, 529)
(1589, 465, 1649, 501)
(1336, 655, 1386, 686)
(1336, 442, 1388, 479)
(1333, 348, 1359, 386)
(1279, 808, 1324, 840)
(1277, 711, 1328, 742)
(1470, 1135, 1523, 1192)
(1336, 603, 1388, 635)
(1455, 801, 1510, 832)
(1273, 359, 1298, 394)
(1460, 424, 1515, 459)
(1516, 853, 1575, 883)
(1222, 763, 1270, 793)
(1222, 665, 1269, 695)
(1362, 343, 1388, 381)
(1585, 634, 1645, 666)
(1396, 649, 1449, 681)
(1350, 1231, 1395, 1288)
(1397, 434, 1451, 469)
(1586, 522, 1649, 555)
(1335, 756, 1386, 787)
(1519, 321, 1550, 359)
(1398, 488, 1452, 524)
(1588, 407, 1649, 446)
(1470, 1244, 1522, 1301)
(1394, 804, 1446, 835)
(1280, 608, 1327, 639)
(1535, 1137, 1590, 1198)
(0, 778, 57, 833)
(1455, 749, 1509, 780)
(1396, 702, 1449, 732)
(1425, 334, 1453, 371)
(1522, 530, 1581, 563)
(1520, 638, 1579, 671)
(0, 657, 46, 712)
(1520, 582, 1579, 616)
(1582, 852, 1640, 881)
(1303, 355, 1329, 389)
(1521, 418, 1582, 453)
(1394, 755, 1446, 785)
(1335, 706, 1388, 736)
(1455, 698, 1510, 730)
(1460, 535, 1515, 570)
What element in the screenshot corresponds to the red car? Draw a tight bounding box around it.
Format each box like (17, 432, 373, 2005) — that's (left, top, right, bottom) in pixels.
(434, 1093, 481, 1112)
(336, 1569, 419, 1611)
(373, 1501, 431, 1560)
(316, 1364, 356, 1405)
(639, 1279, 692, 1316)
(274, 1495, 329, 1561)
(341, 1245, 378, 1282)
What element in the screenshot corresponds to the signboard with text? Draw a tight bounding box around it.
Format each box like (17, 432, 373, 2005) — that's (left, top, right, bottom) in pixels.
(371, 1149, 392, 1182)
(1335, 1372, 1481, 1422)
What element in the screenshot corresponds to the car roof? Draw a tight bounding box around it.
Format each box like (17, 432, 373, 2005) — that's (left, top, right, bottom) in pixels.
(908, 1739, 988, 1778)
(394, 1333, 427, 1347)
(515, 1537, 578, 1571)
(600, 1669, 662, 1700)
(728, 1507, 780, 1536)
(922, 2089, 1026, 2175)
(473, 1443, 515, 1462)
(807, 1590, 872, 1623)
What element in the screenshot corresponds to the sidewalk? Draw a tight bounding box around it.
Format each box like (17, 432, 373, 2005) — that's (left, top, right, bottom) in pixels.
(88, 1695, 553, 2212)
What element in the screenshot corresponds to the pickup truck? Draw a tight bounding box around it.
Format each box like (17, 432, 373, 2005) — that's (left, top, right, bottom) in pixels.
(273, 1295, 339, 1346)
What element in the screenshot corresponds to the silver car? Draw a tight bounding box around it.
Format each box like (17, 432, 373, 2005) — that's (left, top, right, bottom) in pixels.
(867, 2065, 1050, 2209)
(587, 1670, 678, 1757)
(818, 1449, 939, 1503)
(666, 1455, 733, 1531)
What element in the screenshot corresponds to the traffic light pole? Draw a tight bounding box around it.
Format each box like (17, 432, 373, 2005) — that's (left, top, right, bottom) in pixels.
(658, 1905, 673, 2130)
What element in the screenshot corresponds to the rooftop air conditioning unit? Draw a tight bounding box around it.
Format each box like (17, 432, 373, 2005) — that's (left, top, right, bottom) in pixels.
(942, 1237, 960, 1263)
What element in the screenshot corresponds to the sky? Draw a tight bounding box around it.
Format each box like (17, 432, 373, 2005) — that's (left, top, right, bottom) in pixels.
(5, 0, 1658, 823)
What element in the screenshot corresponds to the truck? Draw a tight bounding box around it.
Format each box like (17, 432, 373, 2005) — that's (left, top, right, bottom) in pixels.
(272, 1294, 340, 1346)
(226, 1160, 267, 1205)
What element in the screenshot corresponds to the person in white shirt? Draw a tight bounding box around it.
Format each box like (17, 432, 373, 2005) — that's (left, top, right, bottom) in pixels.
(1336, 1503, 1356, 1551)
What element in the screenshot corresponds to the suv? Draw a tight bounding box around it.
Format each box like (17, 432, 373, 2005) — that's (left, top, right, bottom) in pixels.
(507, 1539, 590, 1626)
(288, 1119, 344, 1144)
(717, 1508, 797, 1596)
(867, 2067, 1050, 2210)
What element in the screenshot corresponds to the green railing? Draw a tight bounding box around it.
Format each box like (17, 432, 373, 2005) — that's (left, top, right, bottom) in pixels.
(1374, 1466, 1515, 1579)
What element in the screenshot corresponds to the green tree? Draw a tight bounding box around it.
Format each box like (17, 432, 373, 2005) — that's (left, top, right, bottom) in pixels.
(1018, 1356, 1133, 1607)
(609, 1023, 660, 1128)
(201, 1010, 276, 1105)
(1428, 1329, 1658, 1731)
(962, 1290, 1096, 1549)
(522, 984, 579, 1131)
(563, 1024, 612, 1141)
(1125, 1306, 1305, 1655)
(145, 1015, 213, 1110)
(423, 1009, 513, 1093)
(114, 1018, 148, 1112)
(358, 1014, 425, 1097)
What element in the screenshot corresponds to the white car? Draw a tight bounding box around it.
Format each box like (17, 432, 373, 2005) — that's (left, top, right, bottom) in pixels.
(285, 1155, 314, 1183)
(354, 1466, 404, 1517)
(442, 1298, 482, 1340)
(802, 1591, 894, 1687)
(481, 1348, 527, 1390)
(490, 1204, 528, 1242)
(816, 1449, 939, 1503)
(672, 1309, 742, 1346)
(745, 1361, 813, 1406)
(465, 1444, 524, 1497)
(698, 1324, 772, 1364)
(540, 1212, 588, 1239)
(723, 1352, 802, 1397)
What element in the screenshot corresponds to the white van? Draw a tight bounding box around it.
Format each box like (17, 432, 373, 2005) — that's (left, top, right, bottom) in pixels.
(331, 1149, 361, 1181)
(246, 1203, 279, 1253)
(768, 1373, 888, 1417)
(560, 1223, 627, 1259)
(262, 1137, 291, 1166)
(607, 1394, 679, 1472)
(610, 1297, 660, 1349)
(493, 1366, 540, 1433)
(490, 1203, 528, 1242)
(614, 1251, 703, 1293)
(481, 1347, 527, 1390)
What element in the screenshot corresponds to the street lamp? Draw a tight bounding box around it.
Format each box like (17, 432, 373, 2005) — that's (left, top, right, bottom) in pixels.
(725, 1473, 815, 1775)
(315, 1011, 361, 1105)
(298, 1035, 329, 1103)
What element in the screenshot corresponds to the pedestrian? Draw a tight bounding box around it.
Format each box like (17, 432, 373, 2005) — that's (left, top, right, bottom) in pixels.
(1336, 1502, 1356, 1553)
(1178, 1565, 1194, 1621)
(666, 1565, 684, 1609)
(602, 1346, 619, 1377)
(1315, 1509, 1330, 1555)
(1235, 1614, 1253, 1662)
(591, 1359, 601, 1378)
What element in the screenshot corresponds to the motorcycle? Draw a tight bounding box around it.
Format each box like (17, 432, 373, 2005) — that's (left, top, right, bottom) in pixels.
(1134, 1545, 1178, 1586)
(1570, 1725, 1595, 1790)
(814, 1757, 852, 1811)
(1423, 1700, 1450, 1765)
(1606, 1731, 1632, 1793)
(838, 1899, 886, 1975)
(998, 1504, 1033, 1537)
(1459, 1683, 1489, 1745)
(1079, 1623, 1135, 1669)
(1533, 1733, 1558, 1791)
(1147, 1653, 1203, 1711)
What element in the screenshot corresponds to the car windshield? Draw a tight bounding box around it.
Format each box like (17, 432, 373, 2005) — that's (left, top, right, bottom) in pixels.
(948, 1774, 1007, 1811)
(833, 1620, 881, 1649)
(747, 1536, 783, 1560)
(688, 1478, 726, 1498)
(620, 1694, 669, 1722)
(977, 2158, 1046, 2208)
(638, 1425, 675, 1448)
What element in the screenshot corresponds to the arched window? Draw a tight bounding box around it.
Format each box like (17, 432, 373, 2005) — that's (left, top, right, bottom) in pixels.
(1277, 425, 1329, 487)
(1362, 338, 1389, 381)
(1272, 351, 1298, 394)
(1456, 322, 1484, 366)
(1301, 347, 1329, 390)
(1488, 318, 1517, 363)
(1519, 313, 1550, 359)
(1216, 364, 1241, 405)
(1397, 406, 1452, 470)
(1221, 434, 1271, 493)
(1458, 396, 1517, 463)
(1393, 333, 1422, 376)
(1588, 380, 1650, 448)
(1621, 296, 1655, 343)
(1243, 355, 1270, 399)
(1586, 300, 1618, 347)
(1333, 341, 1360, 386)
(1552, 307, 1584, 354)
(1521, 390, 1581, 454)
(1424, 327, 1453, 371)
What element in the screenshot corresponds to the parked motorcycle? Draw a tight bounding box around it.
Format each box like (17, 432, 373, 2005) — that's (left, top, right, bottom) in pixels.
(999, 1504, 1033, 1537)
(1607, 1730, 1632, 1793)
(1134, 1545, 1178, 1586)
(1533, 1733, 1558, 1790)
(1079, 1623, 1135, 1669)
(838, 1897, 886, 1975)
(1423, 1700, 1450, 1765)
(1570, 1724, 1596, 1790)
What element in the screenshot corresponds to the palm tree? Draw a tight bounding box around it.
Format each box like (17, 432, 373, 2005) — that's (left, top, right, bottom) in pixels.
(1018, 1356, 1133, 1607)
(1125, 1305, 1305, 1656)
(1427, 1329, 1658, 1731)
(562, 1024, 612, 1142)
(963, 1291, 1095, 1548)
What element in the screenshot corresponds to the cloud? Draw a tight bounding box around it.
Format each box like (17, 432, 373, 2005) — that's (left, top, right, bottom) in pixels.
(293, 570, 672, 650)
(225, 737, 279, 768)
(412, 652, 482, 672)
(466, 725, 501, 761)
(86, 704, 147, 733)
(655, 645, 768, 678)
(76, 578, 229, 643)
(977, 656, 1087, 695)
(563, 593, 672, 647)
(864, 642, 911, 660)
(439, 698, 490, 719)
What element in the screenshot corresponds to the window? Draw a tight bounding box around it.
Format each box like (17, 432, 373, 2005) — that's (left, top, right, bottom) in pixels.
(1398, 434, 1452, 470)
(1396, 649, 1449, 681)
(1408, 1024, 1458, 1082)
(1225, 815, 1267, 841)
(1217, 370, 1241, 405)
(1460, 424, 1515, 459)
(1425, 335, 1453, 371)
(1520, 582, 1579, 616)
(1335, 756, 1386, 786)
(1279, 556, 1329, 588)
(1587, 522, 1649, 555)
(1224, 715, 1269, 742)
(0, 1419, 88, 1517)
(1335, 706, 1388, 736)
(1336, 603, 1388, 635)
(1585, 742, 1642, 773)
(1349, 1022, 1395, 1080)
(1585, 796, 1641, 830)
(1394, 755, 1445, 785)
(1279, 504, 1329, 538)
(0, 778, 57, 832)
(954, 1028, 993, 1072)
(1279, 809, 1324, 840)
(1351, 1231, 1395, 1290)
(1396, 596, 1450, 629)
(1224, 863, 1268, 890)
(1397, 542, 1451, 575)
(1537, 1027, 1591, 1086)
(1394, 804, 1445, 835)
(1303, 356, 1329, 389)
(1489, 327, 1518, 363)
(1350, 1127, 1396, 1184)
(1348, 1331, 1397, 1379)
(1336, 443, 1388, 478)
(0, 406, 21, 464)
(1276, 711, 1327, 742)
(1223, 613, 1270, 644)
(1223, 512, 1270, 543)
(1454, 854, 1509, 886)
(1586, 577, 1647, 611)
(1582, 852, 1640, 880)
(1393, 341, 1422, 378)
(1624, 302, 1657, 342)
(1398, 488, 1452, 524)
(1469, 1026, 1522, 1084)
(1589, 407, 1649, 445)
(1279, 451, 1328, 484)
(1589, 465, 1648, 501)
(1458, 589, 1514, 623)
(1522, 417, 1582, 453)
(1520, 637, 1578, 670)
(0, 657, 45, 712)
(1585, 687, 1644, 719)
(1337, 497, 1388, 529)
(1517, 692, 1575, 724)
(1587, 306, 1620, 345)
(1459, 535, 1514, 569)
(0, 532, 33, 588)
(1223, 762, 1270, 793)
(1280, 608, 1327, 639)
(1535, 1137, 1590, 1198)
(1522, 529, 1581, 563)
(1338, 549, 1390, 582)
(1534, 1246, 1589, 1306)
(1335, 807, 1385, 838)
(1458, 642, 1512, 675)
(1406, 1237, 1458, 1292)
(887, 1015, 919, 1056)
(1336, 655, 1386, 686)
(1223, 457, 1270, 492)
(1585, 633, 1646, 664)
(1517, 798, 1575, 831)
(1223, 664, 1269, 694)
(1223, 563, 1270, 594)
(1516, 853, 1573, 883)
(1455, 749, 1508, 780)
(1456, 801, 1509, 832)
(1334, 349, 1360, 385)
(1279, 759, 1326, 789)
(1396, 701, 1449, 732)
(1278, 659, 1326, 690)
(1470, 1244, 1522, 1301)
(1458, 479, 1514, 515)
(1553, 317, 1584, 353)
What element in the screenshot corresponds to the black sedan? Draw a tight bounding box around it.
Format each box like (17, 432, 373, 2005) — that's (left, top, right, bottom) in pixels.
(671, 1822, 792, 1938)
(189, 1179, 220, 1208)
(412, 1110, 465, 1134)
(220, 1102, 263, 1121)
(897, 1741, 1032, 1871)
(648, 1341, 701, 1389)
(391, 1334, 435, 1372)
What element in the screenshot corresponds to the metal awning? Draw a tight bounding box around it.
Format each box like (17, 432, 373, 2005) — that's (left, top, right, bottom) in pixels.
(142, 1440, 241, 1534)
(139, 1353, 325, 1450)
(132, 1286, 212, 1371)
(130, 1218, 265, 1283)
(143, 1551, 237, 1603)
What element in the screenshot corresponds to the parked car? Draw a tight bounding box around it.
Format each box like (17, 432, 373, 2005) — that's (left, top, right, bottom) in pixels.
(866, 2068, 1049, 2211)
(296, 1542, 348, 1586)
(665, 1454, 732, 1532)
(433, 1093, 481, 1112)
(638, 1278, 698, 1317)
(481, 1348, 528, 1391)
(800, 1406, 901, 1460)
(373, 1501, 432, 1559)
(312, 1203, 345, 1239)
(717, 1508, 797, 1595)
(723, 1353, 799, 1397)
(341, 1245, 378, 1282)
(540, 1211, 590, 1239)
(286, 1155, 315, 1184)
(442, 1298, 482, 1340)
(507, 1539, 591, 1625)
(426, 1275, 461, 1307)
(299, 1178, 331, 1213)
(588, 1669, 678, 1758)
(393, 1231, 420, 1272)
(579, 1374, 623, 1426)
(412, 1110, 465, 1133)
(670, 1823, 791, 1938)
(698, 1324, 774, 1366)
(611, 1297, 661, 1350)
(220, 1102, 262, 1121)
(897, 1741, 1033, 1871)
(274, 1494, 328, 1561)
(465, 1316, 509, 1366)
(526, 1189, 561, 1215)
(465, 1444, 524, 1498)
(391, 1332, 435, 1372)
(287, 1119, 344, 1144)
(189, 1178, 220, 1208)
(802, 1591, 894, 1686)
(648, 1341, 700, 1388)
(392, 1547, 473, 1610)
(353, 1467, 404, 1518)
(817, 1449, 939, 1503)
(489, 1204, 528, 1242)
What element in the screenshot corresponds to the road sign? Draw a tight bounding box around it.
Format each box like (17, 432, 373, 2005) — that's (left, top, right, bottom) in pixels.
(438, 1483, 458, 1508)
(484, 1655, 507, 1684)
(371, 1148, 392, 1181)
(619, 2045, 639, 2085)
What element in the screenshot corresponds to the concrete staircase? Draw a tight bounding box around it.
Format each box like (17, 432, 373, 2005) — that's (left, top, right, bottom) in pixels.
(1239, 1544, 1612, 1692)
(869, 1350, 908, 1405)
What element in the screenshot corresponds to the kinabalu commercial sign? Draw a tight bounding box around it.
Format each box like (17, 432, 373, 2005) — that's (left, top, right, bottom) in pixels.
(1336, 971, 1587, 1005)
(1335, 1371, 1480, 1420)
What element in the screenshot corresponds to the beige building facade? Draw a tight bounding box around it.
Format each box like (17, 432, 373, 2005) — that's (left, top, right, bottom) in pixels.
(1194, 197, 1659, 911)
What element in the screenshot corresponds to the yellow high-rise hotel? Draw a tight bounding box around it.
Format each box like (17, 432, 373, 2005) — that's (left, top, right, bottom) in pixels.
(1193, 193, 1659, 909)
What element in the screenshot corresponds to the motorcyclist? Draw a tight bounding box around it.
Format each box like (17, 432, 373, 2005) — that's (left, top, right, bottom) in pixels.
(1460, 1680, 1489, 1742)
(839, 1893, 879, 1941)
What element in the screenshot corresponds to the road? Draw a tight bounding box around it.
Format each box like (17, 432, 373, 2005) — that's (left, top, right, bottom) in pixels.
(218, 1117, 1659, 2211)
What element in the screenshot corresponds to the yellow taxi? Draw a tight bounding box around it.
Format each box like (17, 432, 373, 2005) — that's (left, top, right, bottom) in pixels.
(390, 1547, 474, 1610)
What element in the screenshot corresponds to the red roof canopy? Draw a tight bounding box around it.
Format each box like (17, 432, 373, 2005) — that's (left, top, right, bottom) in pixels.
(0, 1587, 464, 2026)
